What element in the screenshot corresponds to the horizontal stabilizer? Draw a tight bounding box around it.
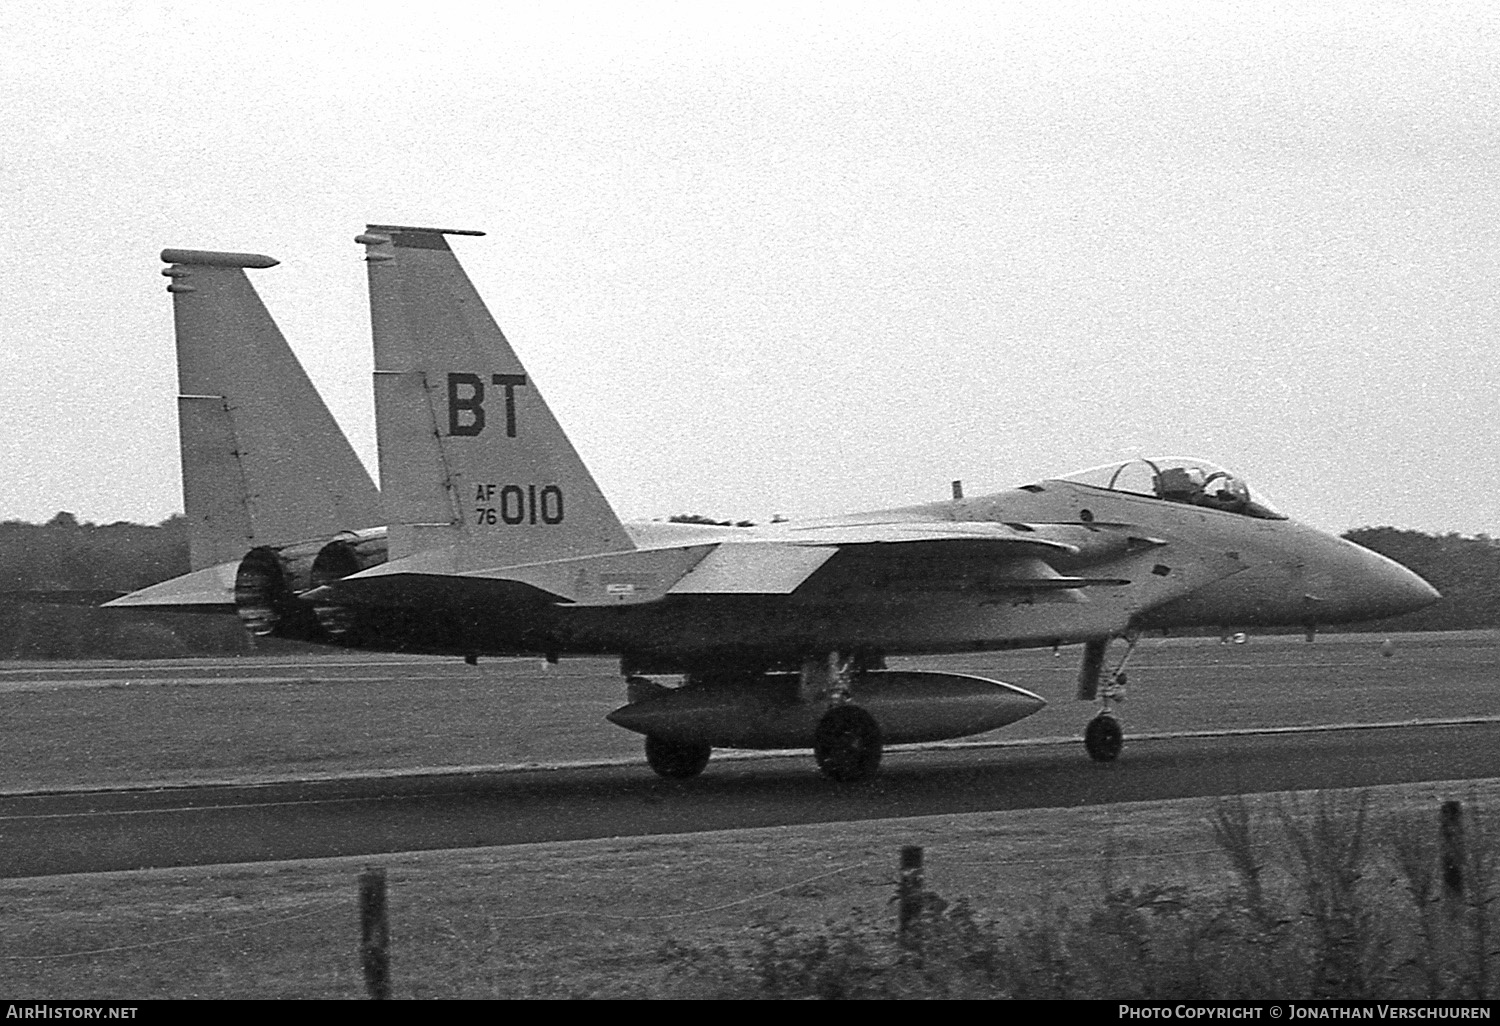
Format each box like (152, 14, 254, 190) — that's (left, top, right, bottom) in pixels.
(305, 569, 563, 612)
(101, 561, 239, 612)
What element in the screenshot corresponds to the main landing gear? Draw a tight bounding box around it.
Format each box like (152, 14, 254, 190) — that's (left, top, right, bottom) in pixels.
(624, 653, 887, 783)
(812, 704, 883, 782)
(1078, 635, 1136, 763)
(627, 675, 716, 780)
(804, 652, 884, 782)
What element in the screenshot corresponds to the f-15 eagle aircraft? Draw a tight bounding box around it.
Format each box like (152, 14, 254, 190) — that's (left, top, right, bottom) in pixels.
(112, 227, 1440, 782)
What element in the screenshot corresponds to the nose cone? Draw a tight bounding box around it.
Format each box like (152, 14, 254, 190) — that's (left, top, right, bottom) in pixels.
(1368, 555, 1441, 618)
(1313, 540, 1440, 623)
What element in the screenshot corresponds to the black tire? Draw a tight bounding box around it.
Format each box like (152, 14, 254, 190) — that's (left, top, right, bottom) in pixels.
(813, 705, 883, 782)
(644, 735, 712, 779)
(1084, 713, 1124, 762)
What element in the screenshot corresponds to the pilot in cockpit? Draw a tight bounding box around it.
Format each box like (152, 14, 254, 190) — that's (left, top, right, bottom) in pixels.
(1154, 466, 1207, 504)
(1155, 465, 1251, 514)
(1059, 458, 1281, 519)
(1200, 472, 1250, 513)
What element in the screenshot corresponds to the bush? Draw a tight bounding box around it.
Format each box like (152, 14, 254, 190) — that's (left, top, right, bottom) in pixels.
(660, 793, 1499, 999)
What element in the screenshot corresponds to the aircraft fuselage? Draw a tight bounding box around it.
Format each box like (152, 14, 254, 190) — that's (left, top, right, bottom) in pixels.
(311, 477, 1437, 673)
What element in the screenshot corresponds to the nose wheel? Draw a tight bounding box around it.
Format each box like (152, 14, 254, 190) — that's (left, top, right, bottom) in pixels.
(1084, 710, 1124, 762)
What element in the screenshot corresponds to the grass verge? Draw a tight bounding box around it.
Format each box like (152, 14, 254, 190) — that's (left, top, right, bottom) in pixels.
(3, 778, 1497, 998)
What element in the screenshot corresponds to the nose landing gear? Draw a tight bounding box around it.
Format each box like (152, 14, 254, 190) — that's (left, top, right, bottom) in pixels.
(1084, 708, 1124, 762)
(1079, 634, 1136, 763)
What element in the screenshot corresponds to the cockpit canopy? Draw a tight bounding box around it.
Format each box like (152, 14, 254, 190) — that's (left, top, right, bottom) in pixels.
(1053, 457, 1287, 520)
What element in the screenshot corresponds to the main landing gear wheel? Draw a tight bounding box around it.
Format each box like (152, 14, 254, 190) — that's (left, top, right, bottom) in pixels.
(813, 705, 883, 782)
(1084, 713, 1124, 763)
(644, 736, 712, 779)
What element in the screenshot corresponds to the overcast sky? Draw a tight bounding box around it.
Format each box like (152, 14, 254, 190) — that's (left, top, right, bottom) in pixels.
(3, 1, 1496, 535)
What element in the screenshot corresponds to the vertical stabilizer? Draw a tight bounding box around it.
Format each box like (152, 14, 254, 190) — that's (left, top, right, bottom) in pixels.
(162, 249, 384, 570)
(357, 226, 634, 567)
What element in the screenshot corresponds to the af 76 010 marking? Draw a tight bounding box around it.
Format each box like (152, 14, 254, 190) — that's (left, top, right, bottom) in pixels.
(474, 483, 565, 526)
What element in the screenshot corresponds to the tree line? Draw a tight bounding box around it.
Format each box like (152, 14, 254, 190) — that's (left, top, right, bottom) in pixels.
(0, 514, 264, 659)
(0, 515, 1492, 660)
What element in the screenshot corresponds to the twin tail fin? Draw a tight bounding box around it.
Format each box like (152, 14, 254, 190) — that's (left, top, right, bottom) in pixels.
(357, 226, 633, 568)
(162, 248, 384, 570)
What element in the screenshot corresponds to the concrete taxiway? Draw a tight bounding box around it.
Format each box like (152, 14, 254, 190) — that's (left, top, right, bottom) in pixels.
(2, 719, 1496, 878)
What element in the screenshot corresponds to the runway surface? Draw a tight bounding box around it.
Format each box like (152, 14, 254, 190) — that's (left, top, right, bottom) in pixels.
(2, 635, 1496, 878)
(2, 719, 1496, 878)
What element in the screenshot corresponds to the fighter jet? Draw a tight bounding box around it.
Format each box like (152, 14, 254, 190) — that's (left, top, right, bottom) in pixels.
(114, 228, 1440, 782)
(103, 249, 385, 618)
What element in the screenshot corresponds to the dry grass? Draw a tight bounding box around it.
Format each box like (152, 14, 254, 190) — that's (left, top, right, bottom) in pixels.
(3, 633, 1497, 997)
(3, 779, 1498, 999)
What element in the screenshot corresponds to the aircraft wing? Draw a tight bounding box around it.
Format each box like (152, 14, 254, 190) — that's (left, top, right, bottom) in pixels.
(625, 521, 1091, 599)
(317, 520, 1114, 608)
(667, 537, 1122, 598)
(686, 521, 1106, 596)
(773, 520, 1078, 554)
(608, 521, 1111, 600)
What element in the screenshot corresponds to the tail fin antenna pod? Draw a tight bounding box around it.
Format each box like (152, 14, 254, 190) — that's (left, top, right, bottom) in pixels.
(162, 248, 384, 570)
(359, 225, 635, 566)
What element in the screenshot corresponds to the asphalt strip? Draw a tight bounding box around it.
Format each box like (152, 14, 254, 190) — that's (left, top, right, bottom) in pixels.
(4, 714, 1498, 800)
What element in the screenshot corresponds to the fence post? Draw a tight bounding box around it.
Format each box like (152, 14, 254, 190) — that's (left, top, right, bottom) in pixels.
(898, 845, 924, 948)
(359, 866, 390, 999)
(1441, 800, 1466, 901)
